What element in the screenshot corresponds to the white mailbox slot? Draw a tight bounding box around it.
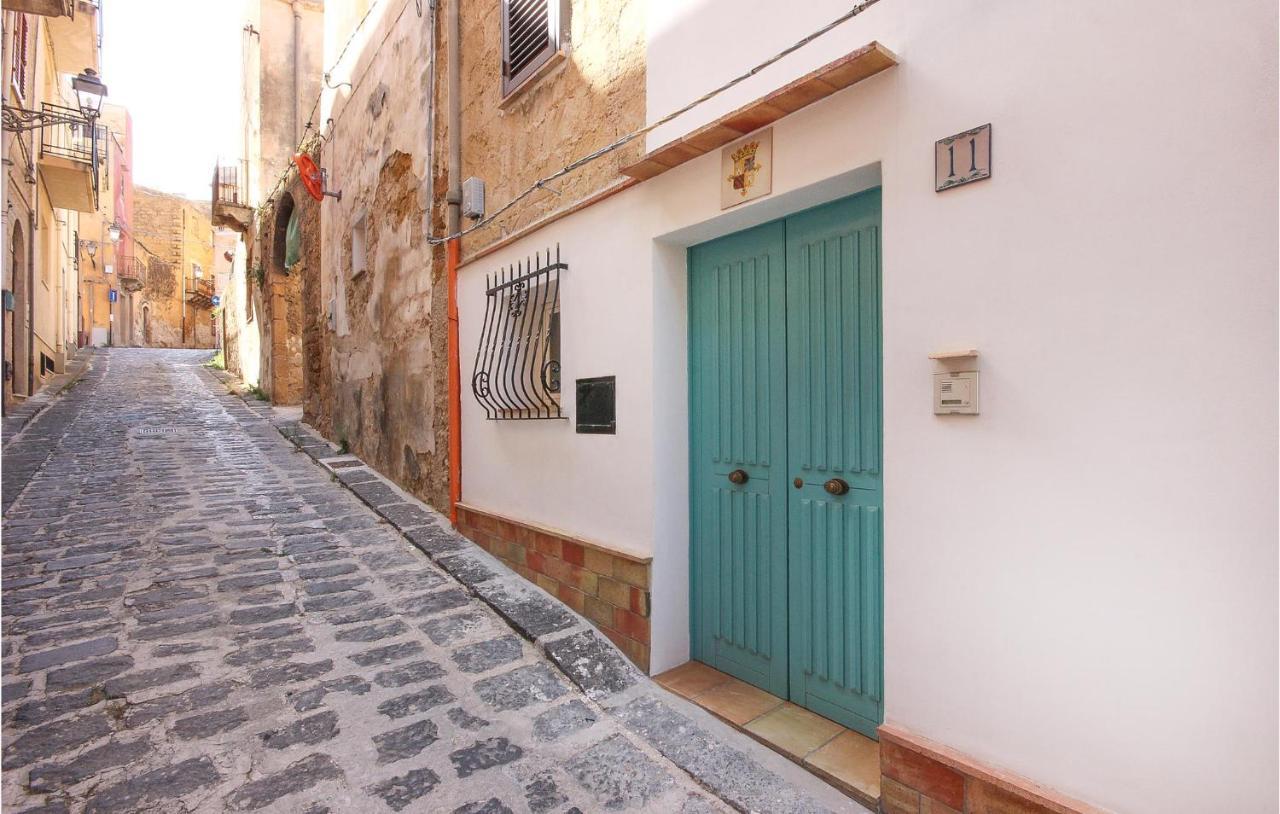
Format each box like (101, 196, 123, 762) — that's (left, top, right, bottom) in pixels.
(934, 370, 979, 415)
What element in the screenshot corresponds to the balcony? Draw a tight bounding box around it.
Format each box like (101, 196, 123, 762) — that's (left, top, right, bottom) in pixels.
(46, 0, 100, 73)
(117, 256, 146, 292)
(6, 0, 74, 17)
(187, 277, 215, 308)
(38, 103, 103, 212)
(212, 160, 253, 233)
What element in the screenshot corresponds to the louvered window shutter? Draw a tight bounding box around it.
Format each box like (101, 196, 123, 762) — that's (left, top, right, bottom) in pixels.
(501, 0, 560, 96)
(12, 15, 29, 100)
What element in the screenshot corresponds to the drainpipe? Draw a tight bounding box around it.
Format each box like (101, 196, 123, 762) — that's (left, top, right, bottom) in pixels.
(445, 0, 462, 526)
(181, 208, 187, 345)
(28, 160, 37, 395)
(292, 0, 303, 147)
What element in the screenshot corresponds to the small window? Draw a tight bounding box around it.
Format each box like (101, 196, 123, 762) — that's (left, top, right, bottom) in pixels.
(501, 0, 564, 96)
(351, 214, 367, 279)
(471, 248, 564, 420)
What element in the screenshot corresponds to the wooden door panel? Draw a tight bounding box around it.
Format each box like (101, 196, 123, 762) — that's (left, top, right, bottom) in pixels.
(689, 221, 789, 696)
(786, 190, 884, 738)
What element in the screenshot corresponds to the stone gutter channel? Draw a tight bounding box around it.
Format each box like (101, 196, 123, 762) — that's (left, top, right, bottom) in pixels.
(209, 369, 867, 814)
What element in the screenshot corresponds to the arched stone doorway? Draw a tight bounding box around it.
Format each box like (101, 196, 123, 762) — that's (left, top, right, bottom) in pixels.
(142, 304, 152, 345)
(262, 191, 306, 405)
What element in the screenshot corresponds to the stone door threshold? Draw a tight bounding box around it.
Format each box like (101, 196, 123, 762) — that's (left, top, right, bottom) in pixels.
(657, 660, 880, 809)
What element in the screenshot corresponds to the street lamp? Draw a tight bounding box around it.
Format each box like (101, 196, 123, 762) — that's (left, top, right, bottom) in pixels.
(79, 240, 98, 259)
(71, 69, 107, 121)
(107, 223, 121, 243)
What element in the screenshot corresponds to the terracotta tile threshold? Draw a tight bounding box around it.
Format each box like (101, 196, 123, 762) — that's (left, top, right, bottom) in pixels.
(656, 661, 879, 808)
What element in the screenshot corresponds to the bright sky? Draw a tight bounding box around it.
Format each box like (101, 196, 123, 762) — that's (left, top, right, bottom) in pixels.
(103, 0, 245, 200)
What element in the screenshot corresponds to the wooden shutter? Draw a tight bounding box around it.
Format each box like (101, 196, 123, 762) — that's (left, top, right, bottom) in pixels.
(11, 14, 30, 100)
(501, 0, 559, 96)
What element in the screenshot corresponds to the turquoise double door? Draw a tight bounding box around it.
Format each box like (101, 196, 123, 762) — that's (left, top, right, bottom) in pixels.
(689, 189, 883, 738)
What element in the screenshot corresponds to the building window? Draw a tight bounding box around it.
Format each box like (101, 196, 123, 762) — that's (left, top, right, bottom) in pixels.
(351, 214, 367, 278)
(501, 0, 565, 97)
(10, 14, 29, 101)
(471, 248, 564, 420)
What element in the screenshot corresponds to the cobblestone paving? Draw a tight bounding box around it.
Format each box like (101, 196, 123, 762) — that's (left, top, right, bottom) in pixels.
(2, 349, 866, 814)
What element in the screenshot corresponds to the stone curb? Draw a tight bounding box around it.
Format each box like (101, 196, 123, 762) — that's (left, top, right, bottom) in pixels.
(1, 348, 96, 451)
(211, 371, 864, 814)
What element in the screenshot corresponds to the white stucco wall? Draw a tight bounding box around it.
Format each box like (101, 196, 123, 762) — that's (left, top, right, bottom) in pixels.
(460, 2, 1278, 812)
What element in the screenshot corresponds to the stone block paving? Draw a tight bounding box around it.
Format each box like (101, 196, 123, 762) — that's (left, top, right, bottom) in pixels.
(2, 349, 866, 814)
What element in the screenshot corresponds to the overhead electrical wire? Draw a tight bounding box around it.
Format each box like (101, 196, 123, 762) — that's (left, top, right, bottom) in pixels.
(256, 0, 390, 215)
(424, 0, 883, 245)
(254, 0, 883, 245)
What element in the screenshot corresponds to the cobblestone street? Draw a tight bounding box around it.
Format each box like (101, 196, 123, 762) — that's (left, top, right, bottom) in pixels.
(1, 349, 862, 814)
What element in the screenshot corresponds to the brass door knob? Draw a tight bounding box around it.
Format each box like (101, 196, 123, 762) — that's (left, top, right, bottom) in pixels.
(793, 477, 803, 489)
(728, 469, 749, 485)
(823, 478, 850, 496)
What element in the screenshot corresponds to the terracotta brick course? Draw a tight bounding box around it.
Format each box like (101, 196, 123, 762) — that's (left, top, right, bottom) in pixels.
(613, 607, 649, 644)
(584, 595, 614, 628)
(561, 542, 585, 566)
(881, 776, 921, 814)
(879, 725, 1105, 814)
(597, 576, 631, 608)
(534, 532, 562, 559)
(967, 779, 1058, 814)
(629, 586, 648, 616)
(922, 795, 963, 814)
(525, 550, 547, 574)
(456, 504, 652, 671)
(556, 585, 586, 614)
(612, 559, 649, 589)
(882, 738, 966, 810)
(584, 548, 613, 575)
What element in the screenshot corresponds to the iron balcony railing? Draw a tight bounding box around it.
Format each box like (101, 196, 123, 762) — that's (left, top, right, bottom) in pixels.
(38, 102, 105, 164)
(213, 159, 249, 208)
(187, 277, 215, 307)
(117, 256, 146, 290)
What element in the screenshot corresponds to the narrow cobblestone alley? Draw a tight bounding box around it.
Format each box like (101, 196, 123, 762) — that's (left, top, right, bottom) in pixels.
(0, 349, 862, 814)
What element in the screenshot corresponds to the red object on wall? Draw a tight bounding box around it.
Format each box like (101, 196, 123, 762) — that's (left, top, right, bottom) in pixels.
(293, 154, 325, 202)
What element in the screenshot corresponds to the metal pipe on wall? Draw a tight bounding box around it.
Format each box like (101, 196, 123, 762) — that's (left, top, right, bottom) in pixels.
(292, 0, 303, 147)
(446, 0, 462, 525)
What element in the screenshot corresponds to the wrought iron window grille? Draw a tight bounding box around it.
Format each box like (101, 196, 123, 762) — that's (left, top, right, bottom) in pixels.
(472, 247, 564, 420)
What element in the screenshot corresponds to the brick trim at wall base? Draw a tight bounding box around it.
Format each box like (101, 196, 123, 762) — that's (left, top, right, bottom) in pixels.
(455, 503, 652, 671)
(879, 724, 1110, 814)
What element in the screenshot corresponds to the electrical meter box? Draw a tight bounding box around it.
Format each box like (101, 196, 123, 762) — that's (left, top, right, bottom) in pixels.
(934, 371, 979, 415)
(462, 177, 486, 220)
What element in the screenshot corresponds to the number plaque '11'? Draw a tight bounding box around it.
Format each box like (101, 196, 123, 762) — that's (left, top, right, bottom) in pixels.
(935, 123, 992, 192)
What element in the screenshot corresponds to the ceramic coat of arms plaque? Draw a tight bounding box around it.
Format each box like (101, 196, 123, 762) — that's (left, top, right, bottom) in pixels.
(721, 128, 773, 209)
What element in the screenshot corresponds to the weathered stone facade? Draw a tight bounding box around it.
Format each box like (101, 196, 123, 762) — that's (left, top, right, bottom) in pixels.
(132, 188, 217, 349)
(253, 177, 320, 407)
(454, 0, 646, 257)
(318, 2, 447, 509)
(219, 231, 259, 387)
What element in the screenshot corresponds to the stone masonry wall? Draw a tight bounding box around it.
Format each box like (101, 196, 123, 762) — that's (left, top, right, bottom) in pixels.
(133, 188, 216, 349)
(319, 1, 448, 511)
(256, 177, 320, 407)
(455, 0, 646, 257)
